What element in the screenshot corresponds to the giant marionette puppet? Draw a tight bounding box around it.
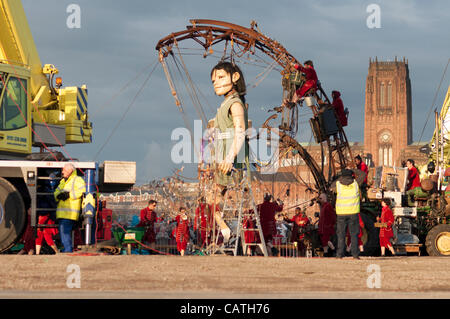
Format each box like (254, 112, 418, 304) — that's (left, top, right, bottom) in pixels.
(210, 61, 249, 192)
(156, 20, 357, 250)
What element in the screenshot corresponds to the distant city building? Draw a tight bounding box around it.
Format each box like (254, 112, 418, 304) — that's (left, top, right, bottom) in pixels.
(365, 57, 421, 167)
(100, 181, 199, 212)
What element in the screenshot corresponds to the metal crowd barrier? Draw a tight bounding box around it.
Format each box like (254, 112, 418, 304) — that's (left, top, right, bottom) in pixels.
(273, 237, 299, 258)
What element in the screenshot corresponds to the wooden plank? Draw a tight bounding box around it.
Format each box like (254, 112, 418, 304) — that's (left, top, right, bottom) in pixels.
(394, 244, 422, 255)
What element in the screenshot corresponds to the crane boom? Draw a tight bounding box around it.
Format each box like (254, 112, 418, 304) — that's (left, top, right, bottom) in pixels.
(0, 0, 49, 98)
(0, 0, 92, 158)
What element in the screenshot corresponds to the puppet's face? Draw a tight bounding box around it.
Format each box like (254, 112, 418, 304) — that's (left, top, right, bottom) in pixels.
(211, 68, 240, 96)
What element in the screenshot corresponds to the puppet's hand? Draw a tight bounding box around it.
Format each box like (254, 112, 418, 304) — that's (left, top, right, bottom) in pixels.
(219, 160, 233, 174)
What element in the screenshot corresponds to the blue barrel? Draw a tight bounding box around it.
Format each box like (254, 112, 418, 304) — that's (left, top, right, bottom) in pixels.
(84, 169, 96, 193)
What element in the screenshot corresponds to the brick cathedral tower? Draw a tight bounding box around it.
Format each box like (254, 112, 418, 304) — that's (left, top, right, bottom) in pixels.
(364, 57, 412, 167)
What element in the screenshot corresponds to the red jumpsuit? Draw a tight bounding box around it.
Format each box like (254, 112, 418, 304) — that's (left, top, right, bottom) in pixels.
(194, 203, 214, 246)
(290, 214, 310, 242)
(137, 207, 157, 244)
(331, 91, 347, 127)
(243, 214, 259, 244)
(174, 214, 190, 252)
(258, 201, 283, 243)
(35, 215, 58, 246)
(357, 161, 369, 184)
(407, 166, 421, 190)
(73, 228, 84, 250)
(379, 205, 394, 247)
(21, 214, 35, 253)
(318, 202, 336, 247)
(294, 64, 318, 99)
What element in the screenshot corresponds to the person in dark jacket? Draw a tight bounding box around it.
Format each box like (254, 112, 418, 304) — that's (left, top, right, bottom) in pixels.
(331, 90, 348, 127)
(258, 193, 283, 256)
(355, 155, 368, 184)
(318, 193, 336, 256)
(137, 200, 158, 251)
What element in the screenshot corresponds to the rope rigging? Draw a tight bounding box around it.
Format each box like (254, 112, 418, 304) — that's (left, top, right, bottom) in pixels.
(417, 58, 450, 145)
(94, 61, 159, 160)
(156, 19, 355, 197)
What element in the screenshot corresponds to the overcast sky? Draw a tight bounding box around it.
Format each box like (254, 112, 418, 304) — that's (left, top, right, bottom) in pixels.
(21, 0, 450, 184)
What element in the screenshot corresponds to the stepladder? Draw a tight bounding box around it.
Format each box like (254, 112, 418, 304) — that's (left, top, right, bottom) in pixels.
(209, 170, 268, 257)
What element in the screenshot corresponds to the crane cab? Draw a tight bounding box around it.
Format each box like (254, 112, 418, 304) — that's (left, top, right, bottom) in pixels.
(0, 63, 92, 159)
(0, 63, 32, 157)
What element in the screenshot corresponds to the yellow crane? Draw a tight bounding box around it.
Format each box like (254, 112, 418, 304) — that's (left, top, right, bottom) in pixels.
(0, 0, 134, 253)
(0, 0, 92, 157)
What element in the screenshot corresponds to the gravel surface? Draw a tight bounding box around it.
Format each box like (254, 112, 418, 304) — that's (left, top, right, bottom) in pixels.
(0, 255, 449, 299)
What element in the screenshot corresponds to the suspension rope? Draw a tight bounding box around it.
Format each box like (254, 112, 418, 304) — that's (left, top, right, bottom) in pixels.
(91, 62, 157, 117)
(94, 62, 159, 160)
(162, 55, 198, 158)
(247, 53, 283, 91)
(173, 40, 208, 125)
(418, 58, 450, 144)
(170, 54, 207, 127)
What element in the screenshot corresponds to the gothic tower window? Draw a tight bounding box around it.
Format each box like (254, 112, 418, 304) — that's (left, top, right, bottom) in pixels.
(378, 131, 393, 166)
(387, 82, 392, 106)
(378, 143, 393, 166)
(380, 82, 385, 106)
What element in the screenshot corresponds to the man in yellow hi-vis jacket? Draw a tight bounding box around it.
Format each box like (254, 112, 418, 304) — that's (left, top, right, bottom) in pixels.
(334, 169, 361, 259)
(54, 163, 86, 253)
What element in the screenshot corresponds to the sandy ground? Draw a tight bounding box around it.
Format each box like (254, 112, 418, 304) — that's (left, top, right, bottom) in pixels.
(0, 254, 449, 299)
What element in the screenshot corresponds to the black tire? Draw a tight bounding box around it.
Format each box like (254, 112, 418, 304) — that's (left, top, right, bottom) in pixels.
(0, 178, 26, 253)
(425, 224, 450, 256)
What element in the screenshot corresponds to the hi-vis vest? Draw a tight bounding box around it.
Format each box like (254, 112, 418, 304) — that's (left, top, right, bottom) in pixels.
(54, 170, 86, 221)
(336, 180, 360, 215)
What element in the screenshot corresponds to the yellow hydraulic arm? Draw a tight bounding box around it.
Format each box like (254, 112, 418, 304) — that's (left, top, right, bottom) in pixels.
(430, 86, 450, 165)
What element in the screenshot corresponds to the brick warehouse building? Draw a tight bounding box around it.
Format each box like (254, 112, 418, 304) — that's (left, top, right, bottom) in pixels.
(253, 57, 428, 215)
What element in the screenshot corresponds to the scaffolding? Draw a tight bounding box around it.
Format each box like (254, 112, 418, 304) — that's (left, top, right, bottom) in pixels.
(196, 165, 268, 257)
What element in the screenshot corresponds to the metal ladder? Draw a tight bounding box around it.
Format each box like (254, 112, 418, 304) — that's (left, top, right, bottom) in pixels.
(34, 168, 60, 230)
(236, 184, 268, 257)
(211, 171, 268, 257)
